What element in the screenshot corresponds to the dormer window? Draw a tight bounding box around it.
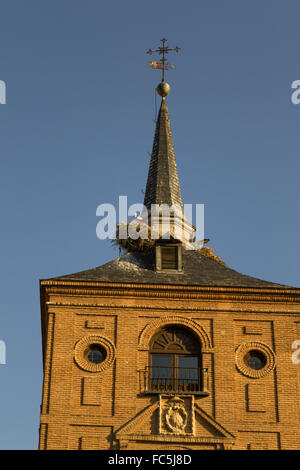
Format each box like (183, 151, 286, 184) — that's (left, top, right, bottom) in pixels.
(155, 243, 183, 272)
(161, 246, 178, 270)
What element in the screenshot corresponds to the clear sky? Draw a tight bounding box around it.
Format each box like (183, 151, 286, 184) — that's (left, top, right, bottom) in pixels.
(0, 0, 300, 449)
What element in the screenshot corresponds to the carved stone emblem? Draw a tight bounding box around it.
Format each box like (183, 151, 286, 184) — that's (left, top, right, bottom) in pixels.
(165, 397, 187, 434)
(159, 395, 194, 435)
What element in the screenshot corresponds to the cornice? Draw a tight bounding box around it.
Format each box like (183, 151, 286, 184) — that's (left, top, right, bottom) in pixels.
(40, 279, 300, 294)
(115, 433, 234, 445)
(40, 279, 300, 304)
(45, 302, 300, 315)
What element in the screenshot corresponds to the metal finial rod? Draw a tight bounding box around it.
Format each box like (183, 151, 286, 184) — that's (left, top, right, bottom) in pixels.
(147, 37, 181, 82)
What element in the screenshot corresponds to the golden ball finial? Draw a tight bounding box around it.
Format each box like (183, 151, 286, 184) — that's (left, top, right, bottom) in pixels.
(156, 82, 171, 97)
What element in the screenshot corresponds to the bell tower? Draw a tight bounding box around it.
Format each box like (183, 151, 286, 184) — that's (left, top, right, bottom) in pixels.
(39, 39, 300, 450)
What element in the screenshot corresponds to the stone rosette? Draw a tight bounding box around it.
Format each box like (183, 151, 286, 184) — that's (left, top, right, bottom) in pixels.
(74, 335, 115, 372)
(235, 341, 275, 378)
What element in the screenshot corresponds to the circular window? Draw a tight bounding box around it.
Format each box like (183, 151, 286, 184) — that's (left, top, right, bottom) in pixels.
(245, 350, 267, 370)
(235, 342, 275, 378)
(74, 335, 115, 372)
(86, 344, 107, 364)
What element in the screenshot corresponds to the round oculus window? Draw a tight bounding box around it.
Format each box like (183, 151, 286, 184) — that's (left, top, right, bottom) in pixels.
(245, 350, 267, 370)
(235, 342, 275, 378)
(74, 335, 115, 372)
(86, 344, 106, 364)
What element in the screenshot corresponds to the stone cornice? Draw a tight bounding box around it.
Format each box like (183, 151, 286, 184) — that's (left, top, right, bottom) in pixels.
(40, 279, 300, 304)
(115, 433, 235, 445)
(40, 279, 300, 294)
(45, 302, 300, 315)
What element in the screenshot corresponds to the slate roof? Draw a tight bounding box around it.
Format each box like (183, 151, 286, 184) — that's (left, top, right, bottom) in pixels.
(143, 98, 183, 211)
(50, 250, 295, 289)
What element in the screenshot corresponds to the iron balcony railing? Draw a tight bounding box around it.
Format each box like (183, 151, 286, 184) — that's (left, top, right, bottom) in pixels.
(139, 366, 209, 395)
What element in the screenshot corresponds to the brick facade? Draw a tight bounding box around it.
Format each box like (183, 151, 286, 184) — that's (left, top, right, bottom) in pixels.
(39, 87, 300, 450)
(39, 281, 300, 450)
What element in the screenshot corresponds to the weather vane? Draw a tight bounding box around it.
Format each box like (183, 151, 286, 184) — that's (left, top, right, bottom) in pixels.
(147, 38, 180, 83)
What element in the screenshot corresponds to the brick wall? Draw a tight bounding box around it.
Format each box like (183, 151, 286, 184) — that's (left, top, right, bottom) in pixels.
(39, 282, 300, 450)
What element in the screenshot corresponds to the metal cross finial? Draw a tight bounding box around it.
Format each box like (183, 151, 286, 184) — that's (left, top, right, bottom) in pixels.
(147, 38, 181, 82)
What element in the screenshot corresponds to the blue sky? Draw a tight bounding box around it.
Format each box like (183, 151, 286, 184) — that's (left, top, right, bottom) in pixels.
(0, 0, 300, 449)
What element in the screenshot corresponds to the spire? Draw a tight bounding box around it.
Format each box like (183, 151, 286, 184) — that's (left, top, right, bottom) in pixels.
(143, 96, 183, 211)
(143, 38, 195, 251)
(144, 38, 183, 212)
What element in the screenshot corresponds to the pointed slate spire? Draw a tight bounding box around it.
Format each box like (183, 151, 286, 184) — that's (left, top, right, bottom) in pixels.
(144, 95, 183, 211)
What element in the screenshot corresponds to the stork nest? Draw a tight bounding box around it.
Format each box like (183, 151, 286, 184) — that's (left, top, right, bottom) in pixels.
(112, 222, 155, 253)
(112, 222, 226, 266)
(195, 246, 226, 267)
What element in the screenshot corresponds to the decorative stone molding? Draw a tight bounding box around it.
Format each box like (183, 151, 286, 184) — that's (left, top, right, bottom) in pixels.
(41, 280, 300, 304)
(74, 335, 115, 373)
(158, 445, 192, 450)
(235, 342, 275, 378)
(138, 316, 212, 351)
(159, 395, 194, 435)
(116, 399, 235, 450)
(45, 300, 300, 316)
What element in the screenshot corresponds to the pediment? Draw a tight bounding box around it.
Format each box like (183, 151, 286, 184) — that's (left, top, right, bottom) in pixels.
(116, 395, 235, 449)
(194, 404, 235, 439)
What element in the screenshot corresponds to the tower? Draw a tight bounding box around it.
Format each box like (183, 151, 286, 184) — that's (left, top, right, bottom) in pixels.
(39, 40, 300, 450)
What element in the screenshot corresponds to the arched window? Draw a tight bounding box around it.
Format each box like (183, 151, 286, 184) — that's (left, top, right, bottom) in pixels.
(149, 326, 202, 393)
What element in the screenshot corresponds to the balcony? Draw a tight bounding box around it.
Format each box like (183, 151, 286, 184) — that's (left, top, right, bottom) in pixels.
(139, 366, 209, 396)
